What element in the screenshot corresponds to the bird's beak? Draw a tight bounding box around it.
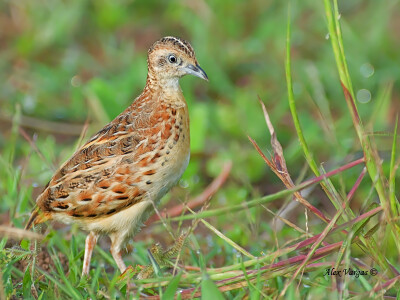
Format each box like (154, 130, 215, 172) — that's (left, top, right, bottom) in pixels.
(185, 64, 209, 81)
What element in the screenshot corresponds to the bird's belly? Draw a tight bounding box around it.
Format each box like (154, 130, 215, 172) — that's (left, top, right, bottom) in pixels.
(84, 200, 153, 236)
(151, 149, 190, 202)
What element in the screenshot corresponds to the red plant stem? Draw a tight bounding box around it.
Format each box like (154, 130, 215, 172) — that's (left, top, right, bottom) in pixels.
(259, 241, 342, 271)
(301, 157, 365, 187)
(341, 82, 361, 125)
(295, 160, 366, 238)
(372, 275, 400, 293)
(295, 206, 383, 250)
(306, 262, 334, 269)
(346, 167, 367, 204)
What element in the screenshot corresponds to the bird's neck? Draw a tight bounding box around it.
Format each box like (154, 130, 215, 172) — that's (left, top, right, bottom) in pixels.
(142, 73, 185, 106)
(145, 73, 182, 94)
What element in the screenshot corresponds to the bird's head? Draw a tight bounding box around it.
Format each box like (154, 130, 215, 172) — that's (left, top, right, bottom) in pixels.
(147, 36, 208, 87)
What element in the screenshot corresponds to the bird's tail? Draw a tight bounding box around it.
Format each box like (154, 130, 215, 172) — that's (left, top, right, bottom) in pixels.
(25, 207, 50, 230)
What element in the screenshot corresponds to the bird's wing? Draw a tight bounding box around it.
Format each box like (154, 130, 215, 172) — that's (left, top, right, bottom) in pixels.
(30, 98, 168, 225)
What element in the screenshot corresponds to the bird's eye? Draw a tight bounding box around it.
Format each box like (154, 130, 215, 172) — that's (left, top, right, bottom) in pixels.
(168, 55, 177, 63)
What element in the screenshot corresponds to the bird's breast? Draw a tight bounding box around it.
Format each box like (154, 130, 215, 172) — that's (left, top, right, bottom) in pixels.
(144, 103, 190, 203)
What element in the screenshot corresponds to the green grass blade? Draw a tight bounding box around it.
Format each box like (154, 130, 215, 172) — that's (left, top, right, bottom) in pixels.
(285, 4, 318, 176)
(199, 217, 255, 259)
(162, 272, 182, 300)
(201, 273, 225, 300)
(389, 116, 399, 215)
(285, 2, 350, 218)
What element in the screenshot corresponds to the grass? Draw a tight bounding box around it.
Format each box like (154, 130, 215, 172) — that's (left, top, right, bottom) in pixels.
(1, 0, 400, 298)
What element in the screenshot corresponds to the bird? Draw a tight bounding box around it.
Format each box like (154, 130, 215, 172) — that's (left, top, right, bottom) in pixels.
(24, 36, 208, 276)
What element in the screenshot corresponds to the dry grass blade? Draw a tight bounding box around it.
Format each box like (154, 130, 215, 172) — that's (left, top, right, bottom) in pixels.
(247, 134, 330, 224)
(0, 225, 43, 241)
(0, 112, 85, 136)
(258, 96, 290, 180)
(198, 216, 256, 259)
(249, 97, 340, 224)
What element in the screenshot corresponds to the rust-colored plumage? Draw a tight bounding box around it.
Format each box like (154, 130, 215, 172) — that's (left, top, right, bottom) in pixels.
(25, 36, 208, 276)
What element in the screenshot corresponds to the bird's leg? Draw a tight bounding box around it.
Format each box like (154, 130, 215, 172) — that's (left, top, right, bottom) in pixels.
(82, 232, 98, 276)
(110, 234, 127, 273)
(111, 248, 127, 273)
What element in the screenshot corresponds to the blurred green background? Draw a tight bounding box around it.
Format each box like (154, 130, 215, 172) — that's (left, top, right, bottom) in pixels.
(1, 0, 399, 260)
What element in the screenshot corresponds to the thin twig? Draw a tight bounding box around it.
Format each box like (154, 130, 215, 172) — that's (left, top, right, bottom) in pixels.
(19, 128, 56, 171)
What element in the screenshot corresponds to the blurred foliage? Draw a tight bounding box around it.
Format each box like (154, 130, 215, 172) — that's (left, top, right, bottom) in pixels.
(0, 0, 399, 297)
(1, 0, 400, 237)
